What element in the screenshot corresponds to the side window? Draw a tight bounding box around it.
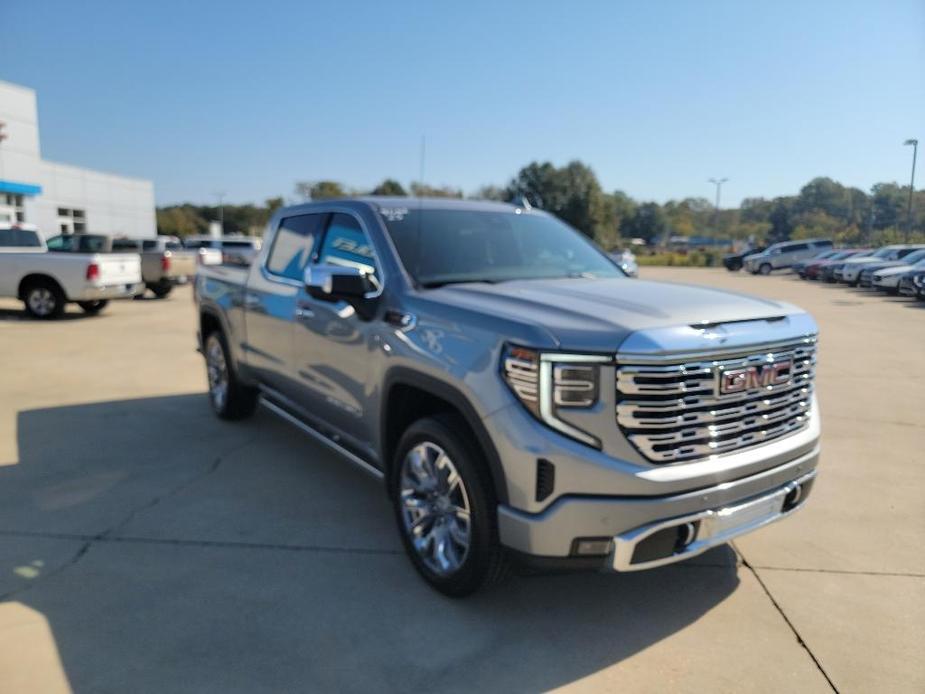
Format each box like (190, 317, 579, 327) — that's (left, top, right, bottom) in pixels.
(317, 213, 378, 278)
(266, 214, 324, 281)
(142, 240, 157, 251)
(46, 235, 69, 251)
(789, 243, 809, 252)
(1, 229, 42, 247)
(112, 239, 139, 252)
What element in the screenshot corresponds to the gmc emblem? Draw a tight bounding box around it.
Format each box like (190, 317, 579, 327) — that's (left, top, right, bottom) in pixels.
(718, 359, 793, 395)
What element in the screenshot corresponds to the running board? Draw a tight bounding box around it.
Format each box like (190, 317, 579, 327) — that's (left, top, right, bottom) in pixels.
(258, 395, 384, 481)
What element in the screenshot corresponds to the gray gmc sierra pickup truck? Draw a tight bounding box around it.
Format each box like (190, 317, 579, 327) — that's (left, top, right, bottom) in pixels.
(196, 198, 820, 596)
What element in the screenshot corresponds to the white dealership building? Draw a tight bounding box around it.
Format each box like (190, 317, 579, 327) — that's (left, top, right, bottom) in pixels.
(0, 79, 155, 238)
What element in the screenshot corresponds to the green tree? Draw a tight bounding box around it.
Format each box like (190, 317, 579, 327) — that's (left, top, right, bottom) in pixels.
(409, 182, 463, 198)
(870, 183, 907, 230)
(371, 179, 407, 196)
(265, 196, 284, 214)
(471, 184, 507, 201)
(767, 198, 795, 243)
(506, 160, 616, 240)
(620, 202, 667, 244)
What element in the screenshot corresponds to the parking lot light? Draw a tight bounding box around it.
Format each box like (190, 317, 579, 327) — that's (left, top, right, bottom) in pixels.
(904, 139, 918, 243)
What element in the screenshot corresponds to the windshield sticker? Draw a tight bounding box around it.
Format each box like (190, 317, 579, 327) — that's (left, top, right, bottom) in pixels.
(380, 207, 409, 222)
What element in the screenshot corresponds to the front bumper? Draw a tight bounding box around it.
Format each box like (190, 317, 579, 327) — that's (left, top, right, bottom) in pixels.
(75, 282, 144, 300)
(497, 444, 819, 560)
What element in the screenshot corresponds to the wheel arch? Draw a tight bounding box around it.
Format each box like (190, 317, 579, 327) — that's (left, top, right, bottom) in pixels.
(18, 273, 66, 301)
(381, 368, 509, 505)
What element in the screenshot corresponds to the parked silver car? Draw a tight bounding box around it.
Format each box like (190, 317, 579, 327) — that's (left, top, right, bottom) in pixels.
(744, 239, 833, 275)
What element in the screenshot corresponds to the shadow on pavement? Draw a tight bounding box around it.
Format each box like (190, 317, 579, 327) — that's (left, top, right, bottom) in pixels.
(0, 308, 98, 322)
(1, 394, 740, 692)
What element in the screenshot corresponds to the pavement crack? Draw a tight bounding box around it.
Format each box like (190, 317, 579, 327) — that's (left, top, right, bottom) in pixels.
(0, 529, 401, 557)
(736, 547, 840, 693)
(0, 434, 258, 603)
(750, 565, 924, 578)
(0, 539, 93, 602)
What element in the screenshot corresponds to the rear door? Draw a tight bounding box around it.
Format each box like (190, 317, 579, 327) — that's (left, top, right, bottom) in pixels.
(243, 213, 325, 395)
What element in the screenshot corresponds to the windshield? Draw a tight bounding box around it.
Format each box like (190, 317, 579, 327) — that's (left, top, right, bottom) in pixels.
(901, 249, 925, 264)
(380, 208, 623, 286)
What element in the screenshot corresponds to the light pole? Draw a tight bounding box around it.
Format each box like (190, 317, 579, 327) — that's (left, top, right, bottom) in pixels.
(709, 177, 728, 230)
(903, 139, 918, 242)
(214, 192, 226, 234)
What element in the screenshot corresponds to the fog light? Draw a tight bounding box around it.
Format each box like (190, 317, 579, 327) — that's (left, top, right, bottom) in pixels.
(572, 538, 613, 556)
(782, 484, 803, 511)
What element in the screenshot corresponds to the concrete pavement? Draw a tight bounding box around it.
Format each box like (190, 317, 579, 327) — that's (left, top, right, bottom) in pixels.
(0, 271, 922, 692)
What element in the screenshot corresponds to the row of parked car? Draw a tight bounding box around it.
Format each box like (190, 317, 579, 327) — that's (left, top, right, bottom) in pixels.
(724, 239, 925, 300)
(0, 224, 261, 318)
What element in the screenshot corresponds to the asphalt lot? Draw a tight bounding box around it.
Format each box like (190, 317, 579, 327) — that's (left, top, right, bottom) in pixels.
(0, 269, 922, 693)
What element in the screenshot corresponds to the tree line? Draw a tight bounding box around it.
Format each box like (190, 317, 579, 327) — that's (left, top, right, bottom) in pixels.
(156, 161, 924, 248)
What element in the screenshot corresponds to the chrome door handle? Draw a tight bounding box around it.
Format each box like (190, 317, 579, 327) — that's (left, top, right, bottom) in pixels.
(243, 292, 262, 308)
(295, 307, 315, 319)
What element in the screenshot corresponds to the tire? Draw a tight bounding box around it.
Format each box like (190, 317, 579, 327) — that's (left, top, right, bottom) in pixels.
(758, 263, 772, 276)
(151, 281, 173, 299)
(390, 414, 509, 597)
(204, 330, 259, 420)
(77, 300, 109, 314)
(22, 279, 65, 319)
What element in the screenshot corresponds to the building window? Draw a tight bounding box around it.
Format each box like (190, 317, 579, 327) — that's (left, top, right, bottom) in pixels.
(0, 193, 26, 224)
(56, 207, 86, 234)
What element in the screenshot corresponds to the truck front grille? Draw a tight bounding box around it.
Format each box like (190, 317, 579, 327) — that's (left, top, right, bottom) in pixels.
(615, 338, 816, 464)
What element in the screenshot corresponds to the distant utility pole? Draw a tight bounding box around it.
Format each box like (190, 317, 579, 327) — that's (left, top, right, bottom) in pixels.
(708, 177, 728, 229)
(214, 192, 226, 233)
(903, 139, 918, 242)
(418, 135, 426, 197)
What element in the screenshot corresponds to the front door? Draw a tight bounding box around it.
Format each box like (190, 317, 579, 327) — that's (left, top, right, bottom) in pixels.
(290, 212, 381, 452)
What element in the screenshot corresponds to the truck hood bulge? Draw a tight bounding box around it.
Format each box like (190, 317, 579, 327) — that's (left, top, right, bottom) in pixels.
(427, 278, 808, 353)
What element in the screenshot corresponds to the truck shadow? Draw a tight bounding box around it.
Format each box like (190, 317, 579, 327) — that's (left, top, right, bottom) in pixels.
(2, 394, 739, 692)
(0, 307, 98, 322)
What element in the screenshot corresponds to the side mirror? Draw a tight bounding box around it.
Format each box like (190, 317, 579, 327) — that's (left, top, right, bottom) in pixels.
(304, 264, 373, 302)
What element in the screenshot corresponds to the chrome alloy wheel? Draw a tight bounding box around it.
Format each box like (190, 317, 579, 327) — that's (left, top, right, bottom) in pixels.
(399, 442, 472, 576)
(27, 287, 56, 317)
(205, 334, 229, 412)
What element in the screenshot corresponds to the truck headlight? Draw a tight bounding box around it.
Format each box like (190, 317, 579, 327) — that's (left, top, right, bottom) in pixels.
(502, 345, 608, 448)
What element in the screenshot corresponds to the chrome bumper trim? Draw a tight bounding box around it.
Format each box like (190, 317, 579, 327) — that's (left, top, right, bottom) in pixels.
(609, 470, 816, 571)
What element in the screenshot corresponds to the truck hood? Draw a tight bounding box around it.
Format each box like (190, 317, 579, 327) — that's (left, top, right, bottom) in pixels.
(427, 278, 805, 352)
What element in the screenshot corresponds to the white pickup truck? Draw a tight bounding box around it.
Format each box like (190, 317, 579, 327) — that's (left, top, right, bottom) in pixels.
(0, 225, 142, 318)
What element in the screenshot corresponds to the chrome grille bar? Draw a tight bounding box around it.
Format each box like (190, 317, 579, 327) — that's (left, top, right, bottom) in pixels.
(616, 338, 817, 464)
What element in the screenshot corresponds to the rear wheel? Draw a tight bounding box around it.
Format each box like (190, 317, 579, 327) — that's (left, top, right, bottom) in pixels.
(150, 281, 173, 299)
(77, 300, 109, 314)
(390, 415, 509, 597)
(22, 280, 65, 319)
(758, 263, 772, 275)
(204, 330, 258, 420)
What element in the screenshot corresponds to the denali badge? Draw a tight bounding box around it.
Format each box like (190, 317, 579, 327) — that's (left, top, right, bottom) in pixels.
(718, 359, 792, 395)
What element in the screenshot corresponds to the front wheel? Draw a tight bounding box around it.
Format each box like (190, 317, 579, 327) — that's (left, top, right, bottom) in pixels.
(391, 415, 509, 597)
(204, 331, 258, 420)
(758, 263, 772, 276)
(77, 300, 109, 314)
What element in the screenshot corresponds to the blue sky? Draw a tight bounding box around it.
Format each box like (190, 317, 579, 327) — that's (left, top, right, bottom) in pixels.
(2, 0, 922, 207)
